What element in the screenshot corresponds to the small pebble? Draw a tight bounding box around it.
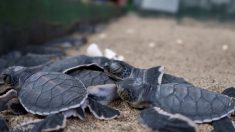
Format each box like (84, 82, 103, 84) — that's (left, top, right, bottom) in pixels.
(222, 45, 228, 51)
(98, 33, 107, 39)
(176, 39, 183, 45)
(148, 42, 156, 48)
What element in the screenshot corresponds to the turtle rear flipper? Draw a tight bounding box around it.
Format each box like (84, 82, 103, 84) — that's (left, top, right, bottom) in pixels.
(139, 107, 198, 132)
(0, 117, 9, 132)
(7, 98, 27, 115)
(0, 89, 17, 112)
(87, 98, 120, 120)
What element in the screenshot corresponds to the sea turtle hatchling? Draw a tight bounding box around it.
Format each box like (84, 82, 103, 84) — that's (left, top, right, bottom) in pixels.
(0, 66, 120, 131)
(103, 60, 190, 85)
(63, 64, 120, 105)
(117, 78, 235, 131)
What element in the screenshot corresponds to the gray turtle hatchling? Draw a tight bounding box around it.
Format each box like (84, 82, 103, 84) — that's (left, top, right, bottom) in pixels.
(0, 66, 120, 131)
(103, 60, 190, 85)
(117, 78, 235, 131)
(63, 64, 120, 105)
(103, 60, 164, 85)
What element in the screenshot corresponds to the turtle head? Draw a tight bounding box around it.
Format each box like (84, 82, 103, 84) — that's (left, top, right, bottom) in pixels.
(104, 60, 133, 80)
(0, 66, 27, 87)
(116, 78, 145, 106)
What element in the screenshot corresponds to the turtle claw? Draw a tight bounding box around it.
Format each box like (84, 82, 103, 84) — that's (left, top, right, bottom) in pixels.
(0, 89, 17, 112)
(0, 117, 9, 132)
(87, 98, 120, 120)
(7, 98, 27, 115)
(211, 117, 235, 132)
(222, 87, 235, 98)
(139, 107, 198, 132)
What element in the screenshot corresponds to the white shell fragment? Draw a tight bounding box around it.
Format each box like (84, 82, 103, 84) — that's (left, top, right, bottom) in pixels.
(104, 49, 124, 61)
(86, 43, 103, 57)
(86, 43, 125, 61)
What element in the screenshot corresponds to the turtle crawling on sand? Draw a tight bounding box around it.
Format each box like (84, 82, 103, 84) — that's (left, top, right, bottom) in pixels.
(0, 66, 120, 131)
(116, 78, 235, 132)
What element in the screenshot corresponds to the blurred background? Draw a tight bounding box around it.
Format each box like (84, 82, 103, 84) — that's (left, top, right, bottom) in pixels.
(1, 0, 235, 54)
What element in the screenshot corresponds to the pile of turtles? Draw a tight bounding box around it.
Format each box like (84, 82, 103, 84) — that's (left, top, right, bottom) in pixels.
(0, 47, 235, 132)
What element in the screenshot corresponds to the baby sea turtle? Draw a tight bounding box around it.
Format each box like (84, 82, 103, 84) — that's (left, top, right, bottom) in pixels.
(0, 53, 59, 74)
(0, 66, 120, 131)
(117, 79, 235, 131)
(103, 60, 189, 85)
(63, 64, 119, 105)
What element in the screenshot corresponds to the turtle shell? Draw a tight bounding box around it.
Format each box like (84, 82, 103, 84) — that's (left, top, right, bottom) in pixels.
(64, 65, 115, 87)
(148, 83, 235, 123)
(19, 72, 87, 115)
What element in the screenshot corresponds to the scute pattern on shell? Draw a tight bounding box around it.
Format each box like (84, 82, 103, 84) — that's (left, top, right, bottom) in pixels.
(19, 72, 87, 115)
(69, 70, 115, 87)
(151, 83, 235, 123)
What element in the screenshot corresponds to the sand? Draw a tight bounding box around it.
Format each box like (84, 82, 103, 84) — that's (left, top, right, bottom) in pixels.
(6, 13, 235, 132)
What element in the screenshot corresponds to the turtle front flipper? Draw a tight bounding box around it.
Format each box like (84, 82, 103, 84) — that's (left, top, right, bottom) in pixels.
(0, 89, 17, 112)
(144, 66, 164, 85)
(87, 97, 120, 120)
(7, 98, 27, 115)
(0, 117, 9, 132)
(222, 87, 235, 98)
(13, 114, 66, 132)
(139, 107, 198, 132)
(87, 84, 119, 105)
(32, 113, 66, 132)
(211, 117, 235, 132)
